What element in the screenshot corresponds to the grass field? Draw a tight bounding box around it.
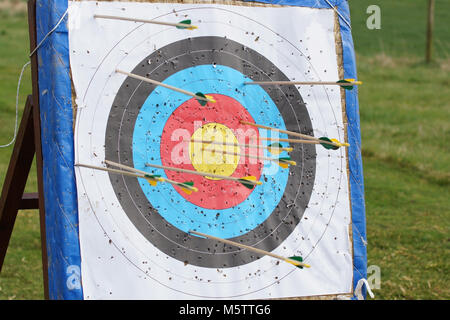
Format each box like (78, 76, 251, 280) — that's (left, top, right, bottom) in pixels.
(0, 0, 449, 299)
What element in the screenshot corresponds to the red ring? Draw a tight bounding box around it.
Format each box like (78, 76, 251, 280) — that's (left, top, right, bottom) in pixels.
(160, 94, 264, 209)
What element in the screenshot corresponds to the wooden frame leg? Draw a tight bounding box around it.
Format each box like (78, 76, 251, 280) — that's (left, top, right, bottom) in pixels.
(0, 96, 36, 272)
(28, 0, 49, 299)
(0, 0, 50, 300)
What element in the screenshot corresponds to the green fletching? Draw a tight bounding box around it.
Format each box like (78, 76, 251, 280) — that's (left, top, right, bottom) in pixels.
(269, 142, 283, 148)
(195, 92, 208, 106)
(288, 256, 304, 269)
(319, 137, 339, 150)
(176, 19, 192, 29)
(337, 79, 354, 91)
(278, 156, 292, 162)
(237, 179, 256, 190)
(267, 142, 284, 155)
(144, 174, 161, 179)
(180, 181, 194, 187)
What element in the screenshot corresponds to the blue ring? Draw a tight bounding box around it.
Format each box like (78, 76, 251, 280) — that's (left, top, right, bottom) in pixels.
(132, 65, 289, 239)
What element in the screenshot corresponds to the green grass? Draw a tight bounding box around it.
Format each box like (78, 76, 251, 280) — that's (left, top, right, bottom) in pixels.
(349, 0, 450, 299)
(0, 1, 449, 299)
(364, 155, 449, 299)
(349, 0, 450, 59)
(0, 8, 42, 300)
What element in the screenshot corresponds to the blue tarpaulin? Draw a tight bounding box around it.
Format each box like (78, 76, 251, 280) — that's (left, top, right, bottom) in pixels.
(35, 0, 366, 299)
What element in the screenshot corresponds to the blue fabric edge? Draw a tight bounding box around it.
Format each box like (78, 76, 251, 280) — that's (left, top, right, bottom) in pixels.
(36, 0, 83, 300)
(36, 0, 366, 300)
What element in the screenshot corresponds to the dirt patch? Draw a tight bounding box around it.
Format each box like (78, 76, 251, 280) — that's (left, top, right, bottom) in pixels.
(0, 0, 27, 14)
(440, 58, 450, 72)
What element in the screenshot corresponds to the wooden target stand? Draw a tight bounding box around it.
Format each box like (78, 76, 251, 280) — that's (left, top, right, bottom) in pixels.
(0, 0, 49, 299)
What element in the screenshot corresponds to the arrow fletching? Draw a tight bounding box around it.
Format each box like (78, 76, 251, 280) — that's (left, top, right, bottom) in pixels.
(337, 79, 354, 90)
(337, 79, 362, 90)
(205, 95, 216, 103)
(330, 138, 350, 148)
(287, 256, 309, 269)
(345, 78, 363, 85)
(318, 137, 340, 150)
(144, 174, 161, 186)
(177, 181, 198, 195)
(237, 176, 260, 189)
(176, 19, 197, 30)
(195, 92, 215, 106)
(277, 157, 296, 168)
(267, 142, 292, 155)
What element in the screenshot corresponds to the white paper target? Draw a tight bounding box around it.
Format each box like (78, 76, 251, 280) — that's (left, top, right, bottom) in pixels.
(69, 0, 353, 300)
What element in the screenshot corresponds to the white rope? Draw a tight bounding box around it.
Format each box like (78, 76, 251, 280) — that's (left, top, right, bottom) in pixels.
(355, 278, 375, 300)
(324, 0, 352, 29)
(1, 8, 69, 148)
(29, 8, 69, 57)
(0, 61, 31, 148)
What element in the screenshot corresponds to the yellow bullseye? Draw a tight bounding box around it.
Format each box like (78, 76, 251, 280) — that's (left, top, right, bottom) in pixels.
(189, 123, 240, 180)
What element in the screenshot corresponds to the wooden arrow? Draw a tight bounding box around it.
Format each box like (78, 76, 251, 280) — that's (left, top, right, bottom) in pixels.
(144, 162, 261, 188)
(200, 147, 296, 168)
(115, 69, 215, 105)
(189, 230, 310, 269)
(189, 139, 292, 155)
(244, 78, 362, 90)
(240, 121, 349, 149)
(75, 163, 160, 186)
(104, 160, 198, 193)
(94, 14, 198, 30)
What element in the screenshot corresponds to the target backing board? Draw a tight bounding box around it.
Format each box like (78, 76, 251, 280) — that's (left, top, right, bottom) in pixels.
(62, 0, 366, 300)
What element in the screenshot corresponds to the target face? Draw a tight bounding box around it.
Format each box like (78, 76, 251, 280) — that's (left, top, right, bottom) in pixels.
(70, 1, 353, 299)
(105, 36, 316, 268)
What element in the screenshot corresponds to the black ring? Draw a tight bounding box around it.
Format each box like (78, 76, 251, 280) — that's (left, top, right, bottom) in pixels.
(105, 36, 316, 268)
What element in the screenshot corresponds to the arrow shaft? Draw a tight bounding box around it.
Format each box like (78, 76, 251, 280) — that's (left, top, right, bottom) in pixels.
(259, 137, 337, 147)
(105, 159, 149, 176)
(94, 14, 192, 28)
(189, 230, 308, 267)
(190, 139, 287, 153)
(260, 137, 318, 144)
(202, 147, 281, 164)
(240, 120, 318, 141)
(105, 160, 197, 191)
(76, 163, 147, 180)
(245, 80, 354, 86)
(241, 121, 340, 147)
(144, 162, 259, 185)
(115, 69, 208, 102)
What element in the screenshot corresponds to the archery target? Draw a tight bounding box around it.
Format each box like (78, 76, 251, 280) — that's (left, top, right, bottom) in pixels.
(70, 1, 353, 299)
(105, 36, 316, 268)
